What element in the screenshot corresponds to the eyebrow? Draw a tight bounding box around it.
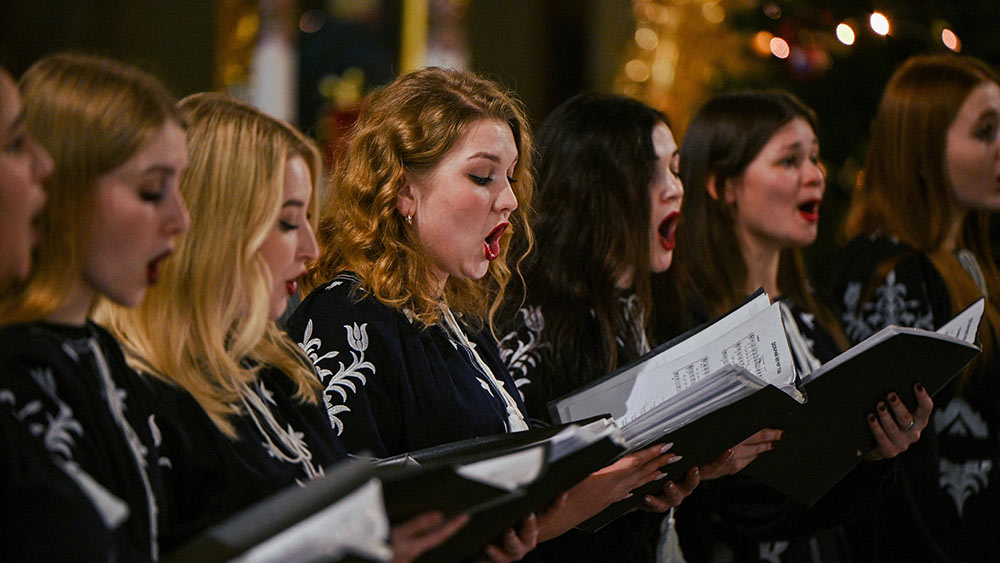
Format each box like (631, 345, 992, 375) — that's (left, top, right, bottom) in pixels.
(467, 152, 500, 163)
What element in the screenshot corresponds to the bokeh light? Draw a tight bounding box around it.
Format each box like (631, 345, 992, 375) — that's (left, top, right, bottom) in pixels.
(770, 37, 790, 59)
(836, 23, 855, 45)
(942, 29, 961, 52)
(870, 12, 890, 36)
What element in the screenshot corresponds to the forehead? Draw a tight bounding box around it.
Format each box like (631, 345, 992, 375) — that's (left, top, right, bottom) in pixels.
(651, 122, 677, 157)
(283, 153, 313, 200)
(763, 116, 816, 149)
(0, 73, 20, 136)
(955, 81, 1000, 123)
(449, 118, 517, 161)
(117, 119, 188, 174)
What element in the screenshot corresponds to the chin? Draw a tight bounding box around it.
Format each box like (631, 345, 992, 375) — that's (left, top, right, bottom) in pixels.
(651, 252, 673, 274)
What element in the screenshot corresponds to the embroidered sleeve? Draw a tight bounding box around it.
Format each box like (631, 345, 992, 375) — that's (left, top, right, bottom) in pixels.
(498, 305, 557, 424)
(837, 244, 940, 345)
(286, 277, 403, 457)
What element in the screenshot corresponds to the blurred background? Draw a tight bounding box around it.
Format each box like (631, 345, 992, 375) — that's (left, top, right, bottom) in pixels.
(3, 0, 999, 289)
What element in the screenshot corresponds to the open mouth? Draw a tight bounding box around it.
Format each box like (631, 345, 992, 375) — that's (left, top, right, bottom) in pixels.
(657, 212, 679, 251)
(147, 251, 172, 285)
(484, 222, 508, 261)
(798, 199, 820, 222)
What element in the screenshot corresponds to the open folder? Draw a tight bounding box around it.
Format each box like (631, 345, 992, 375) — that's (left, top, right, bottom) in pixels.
(373, 417, 626, 562)
(549, 290, 982, 530)
(165, 460, 391, 563)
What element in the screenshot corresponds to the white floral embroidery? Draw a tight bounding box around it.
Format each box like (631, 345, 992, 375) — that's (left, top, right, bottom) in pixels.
(499, 305, 548, 394)
(298, 319, 375, 435)
(758, 540, 789, 563)
(934, 398, 993, 517)
(841, 270, 935, 342)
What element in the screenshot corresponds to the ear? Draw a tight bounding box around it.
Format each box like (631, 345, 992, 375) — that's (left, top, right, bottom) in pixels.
(712, 175, 739, 205)
(396, 177, 416, 217)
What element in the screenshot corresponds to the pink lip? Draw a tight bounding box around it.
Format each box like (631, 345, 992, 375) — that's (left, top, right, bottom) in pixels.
(484, 222, 508, 261)
(798, 199, 820, 222)
(147, 250, 173, 285)
(657, 211, 680, 251)
(286, 270, 307, 296)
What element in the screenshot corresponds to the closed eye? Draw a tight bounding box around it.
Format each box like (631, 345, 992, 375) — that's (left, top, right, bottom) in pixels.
(469, 174, 492, 186)
(279, 220, 299, 231)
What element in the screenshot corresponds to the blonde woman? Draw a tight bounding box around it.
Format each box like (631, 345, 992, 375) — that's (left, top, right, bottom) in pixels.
(0, 63, 103, 560)
(0, 53, 189, 561)
(99, 93, 465, 561)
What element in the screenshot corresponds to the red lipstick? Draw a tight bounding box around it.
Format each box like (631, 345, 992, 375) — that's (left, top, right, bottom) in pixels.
(658, 212, 679, 251)
(798, 199, 820, 222)
(484, 222, 508, 261)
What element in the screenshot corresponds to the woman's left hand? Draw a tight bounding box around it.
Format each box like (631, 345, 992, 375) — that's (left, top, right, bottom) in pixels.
(474, 513, 539, 562)
(638, 465, 700, 512)
(866, 382, 933, 460)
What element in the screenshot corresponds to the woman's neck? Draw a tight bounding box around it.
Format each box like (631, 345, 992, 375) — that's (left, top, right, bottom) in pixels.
(945, 207, 970, 253)
(44, 281, 94, 326)
(739, 233, 781, 299)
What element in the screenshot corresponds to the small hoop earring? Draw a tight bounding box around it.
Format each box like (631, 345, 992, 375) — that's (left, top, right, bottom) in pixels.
(405, 214, 413, 225)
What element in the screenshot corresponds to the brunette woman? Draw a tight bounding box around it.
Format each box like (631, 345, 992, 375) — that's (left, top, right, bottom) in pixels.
(833, 54, 1000, 563)
(658, 90, 931, 563)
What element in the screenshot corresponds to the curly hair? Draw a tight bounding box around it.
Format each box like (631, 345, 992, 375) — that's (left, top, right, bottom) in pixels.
(303, 67, 534, 333)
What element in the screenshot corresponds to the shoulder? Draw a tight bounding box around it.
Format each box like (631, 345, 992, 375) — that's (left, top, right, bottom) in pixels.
(834, 235, 945, 340)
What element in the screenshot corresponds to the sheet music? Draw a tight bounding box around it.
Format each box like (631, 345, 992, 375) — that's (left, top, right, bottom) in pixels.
(936, 297, 985, 344)
(552, 291, 795, 428)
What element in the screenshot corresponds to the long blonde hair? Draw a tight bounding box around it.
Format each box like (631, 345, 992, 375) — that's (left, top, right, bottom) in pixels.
(98, 93, 323, 438)
(302, 67, 534, 332)
(844, 54, 1000, 386)
(0, 53, 183, 324)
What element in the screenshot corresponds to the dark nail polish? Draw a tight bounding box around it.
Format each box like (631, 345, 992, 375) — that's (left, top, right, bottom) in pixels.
(868, 414, 877, 422)
(915, 383, 925, 392)
(878, 403, 887, 412)
(888, 393, 899, 403)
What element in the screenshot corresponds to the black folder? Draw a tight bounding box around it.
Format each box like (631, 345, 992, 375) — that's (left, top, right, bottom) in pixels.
(374, 418, 627, 562)
(166, 459, 387, 563)
(742, 325, 979, 505)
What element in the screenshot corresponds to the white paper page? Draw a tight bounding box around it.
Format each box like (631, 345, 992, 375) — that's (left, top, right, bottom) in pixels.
(456, 446, 545, 491)
(936, 297, 985, 344)
(236, 478, 392, 563)
(547, 418, 624, 462)
(552, 291, 773, 424)
(620, 303, 795, 426)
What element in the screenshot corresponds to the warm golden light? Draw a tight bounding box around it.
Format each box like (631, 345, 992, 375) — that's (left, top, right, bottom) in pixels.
(702, 1, 725, 24)
(870, 12, 890, 36)
(624, 59, 651, 82)
(752, 31, 774, 57)
(635, 27, 659, 50)
(836, 23, 855, 45)
(942, 28, 961, 52)
(770, 37, 790, 59)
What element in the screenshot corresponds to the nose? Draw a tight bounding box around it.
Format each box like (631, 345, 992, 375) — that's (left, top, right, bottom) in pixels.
(165, 185, 191, 236)
(496, 178, 518, 215)
(300, 221, 320, 263)
(30, 137, 54, 182)
(804, 160, 825, 189)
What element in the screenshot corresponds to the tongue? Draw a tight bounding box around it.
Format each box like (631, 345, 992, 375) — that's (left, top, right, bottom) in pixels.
(485, 239, 500, 260)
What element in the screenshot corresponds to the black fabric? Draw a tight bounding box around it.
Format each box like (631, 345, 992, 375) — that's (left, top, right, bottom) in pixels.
(498, 293, 664, 563)
(0, 321, 164, 561)
(0, 408, 115, 561)
(148, 367, 349, 553)
(284, 272, 528, 459)
(665, 295, 891, 563)
(832, 235, 1000, 563)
